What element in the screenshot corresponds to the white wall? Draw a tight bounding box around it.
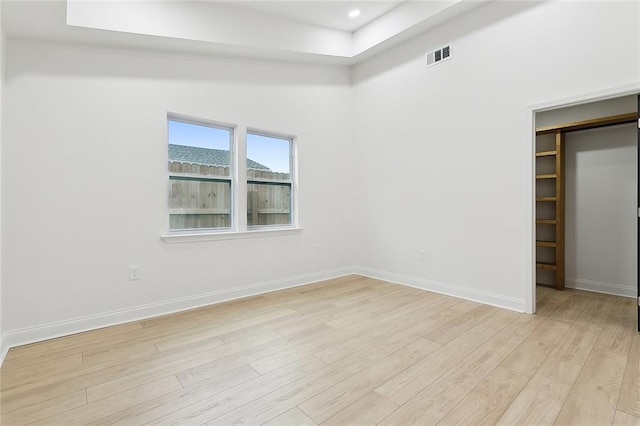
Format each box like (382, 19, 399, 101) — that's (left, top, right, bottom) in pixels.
(2, 40, 354, 344)
(352, 0, 640, 311)
(565, 124, 636, 296)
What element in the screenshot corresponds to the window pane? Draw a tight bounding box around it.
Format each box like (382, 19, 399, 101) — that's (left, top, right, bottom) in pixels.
(169, 178, 231, 230)
(247, 182, 291, 226)
(246, 133, 290, 181)
(168, 119, 231, 177)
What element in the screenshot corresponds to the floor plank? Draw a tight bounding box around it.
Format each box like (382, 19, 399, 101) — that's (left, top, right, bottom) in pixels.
(32, 375, 182, 425)
(207, 347, 389, 425)
(547, 292, 593, 325)
(0, 353, 84, 391)
(375, 308, 519, 405)
(613, 410, 640, 426)
(0, 389, 87, 425)
(618, 333, 640, 418)
(298, 338, 440, 423)
(555, 349, 628, 425)
(496, 358, 583, 425)
(438, 366, 529, 425)
(498, 317, 571, 377)
(93, 360, 307, 425)
(595, 297, 636, 356)
(442, 314, 541, 390)
(264, 407, 317, 426)
(378, 377, 469, 425)
(320, 391, 397, 426)
(535, 288, 571, 316)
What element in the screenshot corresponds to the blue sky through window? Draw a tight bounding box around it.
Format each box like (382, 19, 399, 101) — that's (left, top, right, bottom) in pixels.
(247, 133, 290, 174)
(168, 119, 290, 173)
(168, 120, 230, 151)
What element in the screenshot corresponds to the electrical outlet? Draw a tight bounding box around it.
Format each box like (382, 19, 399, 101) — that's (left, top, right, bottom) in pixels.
(129, 265, 140, 281)
(315, 245, 321, 255)
(419, 250, 426, 262)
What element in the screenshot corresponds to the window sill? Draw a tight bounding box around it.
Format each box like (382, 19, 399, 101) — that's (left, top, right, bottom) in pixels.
(161, 227, 302, 243)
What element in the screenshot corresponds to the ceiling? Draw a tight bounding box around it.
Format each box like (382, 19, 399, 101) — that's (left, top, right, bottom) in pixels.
(1, 0, 488, 65)
(227, 1, 405, 32)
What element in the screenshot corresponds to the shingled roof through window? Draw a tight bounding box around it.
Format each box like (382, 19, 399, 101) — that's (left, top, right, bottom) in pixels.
(168, 144, 270, 170)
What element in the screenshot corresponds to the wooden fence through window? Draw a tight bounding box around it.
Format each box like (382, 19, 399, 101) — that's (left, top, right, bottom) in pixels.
(169, 161, 291, 229)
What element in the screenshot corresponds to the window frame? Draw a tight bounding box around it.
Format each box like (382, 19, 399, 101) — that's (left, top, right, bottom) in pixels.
(162, 116, 300, 242)
(245, 128, 297, 230)
(166, 113, 236, 233)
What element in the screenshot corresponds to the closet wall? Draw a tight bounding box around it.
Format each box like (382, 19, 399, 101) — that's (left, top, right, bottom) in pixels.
(536, 96, 638, 297)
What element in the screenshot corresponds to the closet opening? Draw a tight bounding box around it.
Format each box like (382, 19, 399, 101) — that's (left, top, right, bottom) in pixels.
(532, 94, 639, 330)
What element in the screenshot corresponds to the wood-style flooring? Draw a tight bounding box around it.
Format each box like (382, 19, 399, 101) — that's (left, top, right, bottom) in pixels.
(0, 275, 638, 425)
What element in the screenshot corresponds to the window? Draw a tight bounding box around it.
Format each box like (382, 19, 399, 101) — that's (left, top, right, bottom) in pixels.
(167, 116, 234, 231)
(246, 131, 294, 227)
(166, 114, 297, 237)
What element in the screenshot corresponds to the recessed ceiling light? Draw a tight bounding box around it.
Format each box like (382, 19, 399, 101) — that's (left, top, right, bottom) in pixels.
(348, 9, 361, 18)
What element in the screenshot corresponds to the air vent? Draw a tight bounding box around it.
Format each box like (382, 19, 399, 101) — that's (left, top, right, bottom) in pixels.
(425, 44, 452, 68)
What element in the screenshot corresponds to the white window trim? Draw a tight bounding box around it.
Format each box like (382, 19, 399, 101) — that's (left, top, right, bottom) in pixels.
(161, 227, 303, 243)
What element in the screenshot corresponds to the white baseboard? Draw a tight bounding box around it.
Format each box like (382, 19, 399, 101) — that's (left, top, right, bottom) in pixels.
(353, 266, 526, 313)
(566, 277, 636, 298)
(0, 267, 354, 366)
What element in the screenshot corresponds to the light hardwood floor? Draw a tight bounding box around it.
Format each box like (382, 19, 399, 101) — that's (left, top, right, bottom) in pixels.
(1, 275, 639, 425)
